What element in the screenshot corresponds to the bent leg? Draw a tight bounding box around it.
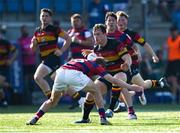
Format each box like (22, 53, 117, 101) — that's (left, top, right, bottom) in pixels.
(34, 63, 52, 97)
(26, 90, 62, 125)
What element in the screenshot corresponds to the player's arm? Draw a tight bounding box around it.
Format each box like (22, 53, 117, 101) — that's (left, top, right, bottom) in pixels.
(30, 36, 38, 52)
(117, 43, 131, 71)
(55, 30, 71, 56)
(132, 45, 142, 62)
(121, 53, 132, 71)
(7, 43, 18, 65)
(103, 74, 143, 92)
(75, 36, 94, 47)
(0, 75, 9, 88)
(132, 30, 159, 63)
(143, 42, 159, 63)
(8, 49, 18, 65)
(72, 30, 94, 47)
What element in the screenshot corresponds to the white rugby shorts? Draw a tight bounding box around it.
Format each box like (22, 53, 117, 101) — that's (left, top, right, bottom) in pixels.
(52, 68, 90, 92)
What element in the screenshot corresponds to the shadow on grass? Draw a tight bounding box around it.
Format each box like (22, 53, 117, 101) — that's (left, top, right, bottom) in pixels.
(112, 122, 180, 126)
(1, 104, 180, 114)
(0, 104, 81, 113)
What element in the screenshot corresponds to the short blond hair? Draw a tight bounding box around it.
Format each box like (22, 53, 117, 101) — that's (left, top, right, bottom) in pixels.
(116, 11, 129, 19)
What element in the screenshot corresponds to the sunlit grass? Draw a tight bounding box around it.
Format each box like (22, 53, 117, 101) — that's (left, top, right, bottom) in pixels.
(0, 104, 180, 132)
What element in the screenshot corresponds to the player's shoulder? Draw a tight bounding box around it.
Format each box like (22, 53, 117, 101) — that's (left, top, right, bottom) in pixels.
(0, 38, 11, 45)
(125, 28, 136, 34)
(47, 24, 60, 31)
(107, 37, 119, 43)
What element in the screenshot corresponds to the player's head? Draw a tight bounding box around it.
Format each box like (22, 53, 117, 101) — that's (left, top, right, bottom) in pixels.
(93, 24, 107, 46)
(95, 57, 106, 68)
(20, 25, 29, 37)
(169, 25, 179, 38)
(40, 8, 53, 26)
(116, 11, 129, 31)
(105, 12, 117, 31)
(70, 14, 83, 29)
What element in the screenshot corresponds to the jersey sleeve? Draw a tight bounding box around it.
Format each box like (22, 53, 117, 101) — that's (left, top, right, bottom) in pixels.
(96, 65, 108, 77)
(4, 40, 15, 53)
(56, 27, 65, 38)
(116, 43, 128, 57)
(131, 31, 146, 46)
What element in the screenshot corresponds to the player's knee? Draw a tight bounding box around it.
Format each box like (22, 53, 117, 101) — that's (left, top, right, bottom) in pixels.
(86, 92, 95, 101)
(89, 89, 96, 95)
(141, 82, 148, 88)
(114, 73, 127, 82)
(34, 74, 41, 83)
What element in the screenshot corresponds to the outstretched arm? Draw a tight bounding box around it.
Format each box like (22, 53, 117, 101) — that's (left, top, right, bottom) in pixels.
(143, 42, 159, 63)
(55, 31, 71, 56)
(121, 53, 132, 71)
(104, 74, 143, 92)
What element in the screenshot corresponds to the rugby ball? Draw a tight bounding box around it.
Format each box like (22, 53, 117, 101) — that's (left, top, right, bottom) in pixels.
(87, 53, 97, 60)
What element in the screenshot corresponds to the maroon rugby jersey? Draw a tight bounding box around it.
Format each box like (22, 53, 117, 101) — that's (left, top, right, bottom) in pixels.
(94, 38, 128, 74)
(68, 27, 93, 59)
(62, 59, 108, 77)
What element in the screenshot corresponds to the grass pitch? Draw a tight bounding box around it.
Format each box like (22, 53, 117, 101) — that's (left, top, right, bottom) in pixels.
(0, 104, 180, 133)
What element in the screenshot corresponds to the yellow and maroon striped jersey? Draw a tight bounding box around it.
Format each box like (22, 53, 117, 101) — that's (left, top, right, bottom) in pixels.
(124, 28, 146, 46)
(0, 39, 16, 66)
(107, 30, 139, 65)
(34, 24, 65, 59)
(94, 38, 128, 74)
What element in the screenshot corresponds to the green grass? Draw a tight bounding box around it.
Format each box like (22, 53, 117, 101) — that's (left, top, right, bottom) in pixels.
(0, 104, 180, 132)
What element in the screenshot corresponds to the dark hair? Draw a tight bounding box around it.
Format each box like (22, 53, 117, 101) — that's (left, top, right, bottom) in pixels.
(93, 24, 106, 33)
(71, 13, 82, 20)
(105, 12, 117, 21)
(95, 57, 106, 68)
(170, 25, 178, 31)
(20, 24, 27, 29)
(41, 8, 53, 16)
(116, 11, 129, 19)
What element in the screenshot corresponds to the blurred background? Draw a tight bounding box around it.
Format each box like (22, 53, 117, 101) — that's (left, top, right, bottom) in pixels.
(0, 0, 180, 106)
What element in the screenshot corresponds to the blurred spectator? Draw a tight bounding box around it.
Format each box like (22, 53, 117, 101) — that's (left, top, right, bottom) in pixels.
(171, 1, 180, 32)
(17, 25, 36, 104)
(158, 0, 175, 21)
(147, 0, 159, 16)
(0, 25, 18, 106)
(113, 0, 131, 12)
(165, 25, 180, 103)
(88, 0, 110, 28)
